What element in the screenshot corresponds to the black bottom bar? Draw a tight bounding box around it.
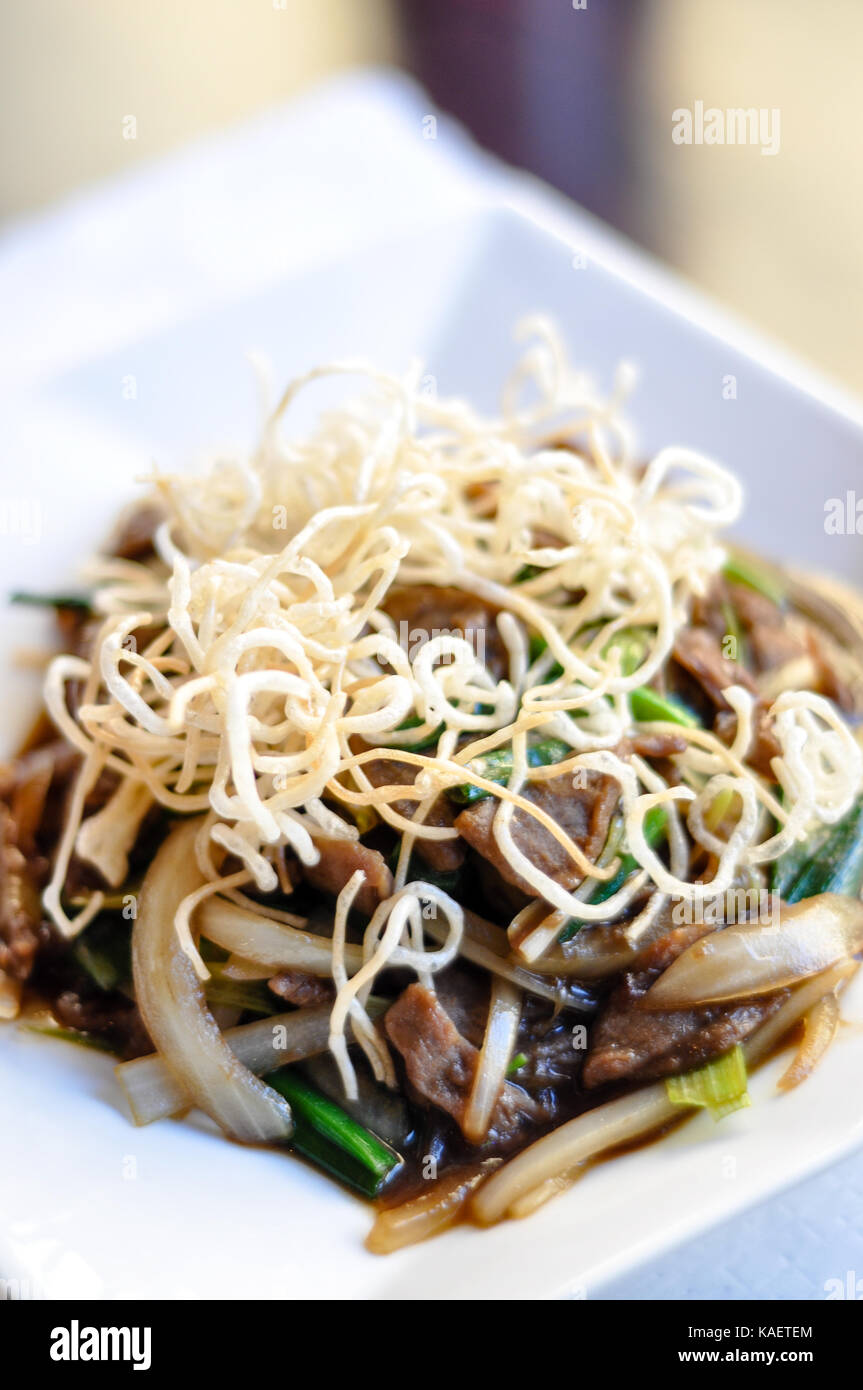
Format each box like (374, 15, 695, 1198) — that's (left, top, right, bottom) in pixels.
(2, 1296, 858, 1374)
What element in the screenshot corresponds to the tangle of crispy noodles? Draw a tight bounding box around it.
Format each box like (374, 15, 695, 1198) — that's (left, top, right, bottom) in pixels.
(41, 318, 863, 1085)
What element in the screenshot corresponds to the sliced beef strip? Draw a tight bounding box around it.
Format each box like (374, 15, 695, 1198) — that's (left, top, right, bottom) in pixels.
(471, 851, 533, 918)
(356, 735, 668, 881)
(672, 626, 781, 779)
(811, 642, 856, 713)
(691, 578, 733, 641)
(0, 743, 71, 865)
(301, 837, 393, 917)
(382, 584, 508, 681)
(107, 503, 164, 561)
(693, 577, 855, 710)
(8, 748, 56, 857)
(434, 963, 490, 1047)
(53, 609, 104, 720)
(51, 987, 152, 1061)
(692, 577, 795, 671)
(3, 738, 92, 859)
(726, 584, 809, 674)
(0, 801, 45, 982)
(55, 607, 101, 661)
(268, 969, 335, 1008)
(359, 754, 465, 873)
(454, 768, 619, 898)
(713, 705, 782, 779)
(583, 923, 787, 1088)
(25, 918, 152, 1060)
(385, 982, 541, 1142)
(724, 582, 851, 704)
(672, 626, 759, 708)
(626, 730, 688, 759)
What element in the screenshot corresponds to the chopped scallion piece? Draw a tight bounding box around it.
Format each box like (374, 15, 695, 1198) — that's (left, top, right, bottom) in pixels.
(774, 794, 863, 903)
(506, 1051, 528, 1075)
(24, 1023, 117, 1055)
(391, 715, 446, 753)
(204, 973, 276, 1016)
(603, 626, 652, 677)
(448, 736, 572, 806)
(72, 916, 133, 993)
(558, 804, 668, 942)
(10, 591, 92, 611)
(666, 1044, 751, 1121)
(629, 686, 699, 728)
(267, 1068, 402, 1198)
(722, 552, 785, 608)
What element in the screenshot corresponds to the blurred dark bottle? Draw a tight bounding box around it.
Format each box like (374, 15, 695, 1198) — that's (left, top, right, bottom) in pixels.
(396, 0, 644, 235)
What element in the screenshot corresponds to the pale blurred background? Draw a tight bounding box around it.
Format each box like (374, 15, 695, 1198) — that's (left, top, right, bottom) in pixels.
(2, 0, 861, 391)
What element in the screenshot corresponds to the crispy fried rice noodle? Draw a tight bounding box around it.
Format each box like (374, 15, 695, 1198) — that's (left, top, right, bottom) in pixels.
(39, 318, 863, 1133)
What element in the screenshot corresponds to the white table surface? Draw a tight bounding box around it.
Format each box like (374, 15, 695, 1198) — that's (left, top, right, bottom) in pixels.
(2, 67, 861, 1302)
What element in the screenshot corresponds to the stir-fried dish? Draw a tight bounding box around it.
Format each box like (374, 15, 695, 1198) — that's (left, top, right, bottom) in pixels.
(3, 320, 863, 1251)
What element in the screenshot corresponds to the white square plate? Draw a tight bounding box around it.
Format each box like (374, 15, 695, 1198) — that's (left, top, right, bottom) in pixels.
(2, 206, 863, 1301)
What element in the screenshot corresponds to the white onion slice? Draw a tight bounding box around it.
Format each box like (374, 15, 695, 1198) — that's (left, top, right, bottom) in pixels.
(463, 979, 522, 1144)
(366, 1163, 494, 1254)
(199, 897, 363, 976)
(744, 959, 858, 1067)
(644, 894, 863, 1008)
(507, 1166, 581, 1220)
(221, 955, 273, 980)
(131, 818, 293, 1142)
(777, 992, 840, 1092)
(116, 1003, 334, 1126)
(424, 910, 588, 1008)
(522, 930, 645, 980)
(472, 1084, 677, 1225)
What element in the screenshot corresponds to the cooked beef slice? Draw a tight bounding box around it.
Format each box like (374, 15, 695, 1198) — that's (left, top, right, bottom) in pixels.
(301, 837, 393, 916)
(55, 607, 101, 662)
(692, 578, 794, 670)
(385, 982, 541, 1141)
(382, 584, 508, 680)
(5, 738, 97, 857)
(268, 968, 335, 1008)
(726, 584, 808, 674)
(454, 769, 619, 897)
(713, 705, 782, 779)
(627, 730, 688, 759)
(692, 576, 854, 710)
(672, 626, 781, 778)
(4, 748, 55, 857)
(107, 503, 164, 561)
(720, 581, 847, 697)
(359, 754, 465, 872)
(434, 963, 491, 1047)
(51, 987, 152, 1060)
(0, 802, 45, 982)
(583, 925, 786, 1088)
(25, 917, 151, 1059)
(672, 627, 759, 709)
